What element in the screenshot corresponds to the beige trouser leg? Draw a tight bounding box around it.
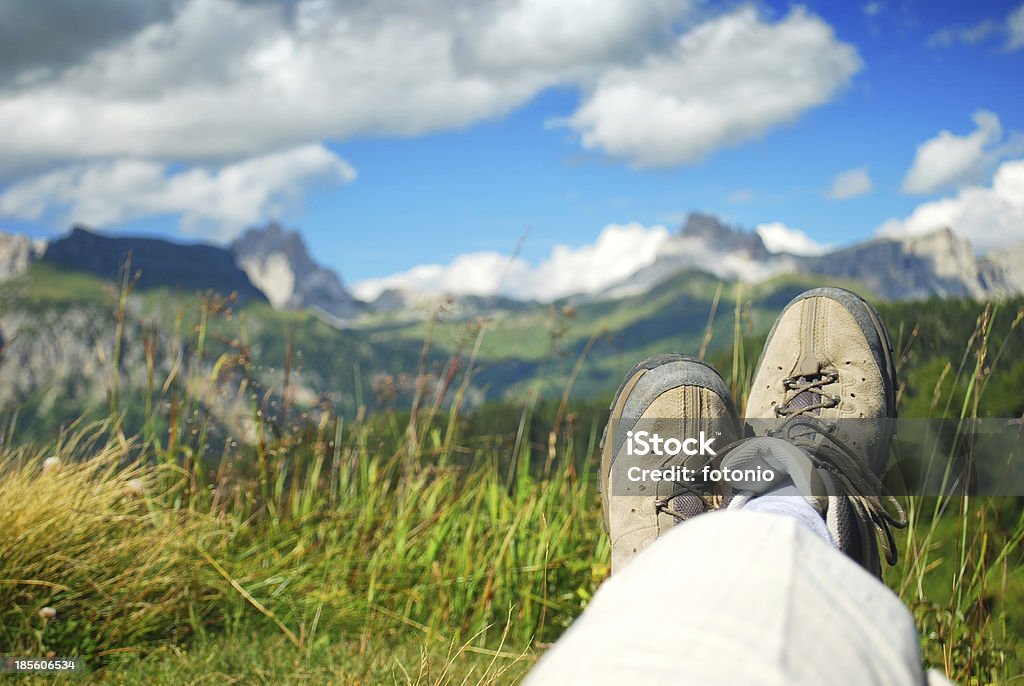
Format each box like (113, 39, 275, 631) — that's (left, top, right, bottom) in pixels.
(527, 510, 951, 686)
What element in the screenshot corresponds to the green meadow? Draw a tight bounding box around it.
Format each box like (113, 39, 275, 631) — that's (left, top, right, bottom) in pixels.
(1, 266, 1022, 684)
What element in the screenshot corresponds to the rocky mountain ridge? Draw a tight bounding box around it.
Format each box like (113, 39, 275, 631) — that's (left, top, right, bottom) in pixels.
(600, 214, 1023, 303)
(0, 224, 364, 321)
(2, 216, 1022, 324)
(799, 227, 1006, 300)
(42, 226, 267, 302)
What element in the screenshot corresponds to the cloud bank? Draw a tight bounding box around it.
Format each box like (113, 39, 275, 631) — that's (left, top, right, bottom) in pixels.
(353, 222, 670, 302)
(0, 144, 354, 239)
(880, 158, 1024, 252)
(0, 0, 862, 237)
(0, 0, 694, 172)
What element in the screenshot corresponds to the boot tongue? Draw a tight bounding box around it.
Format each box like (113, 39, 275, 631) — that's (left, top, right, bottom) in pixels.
(786, 376, 822, 415)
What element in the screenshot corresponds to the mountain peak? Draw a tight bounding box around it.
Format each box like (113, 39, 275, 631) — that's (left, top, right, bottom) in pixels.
(602, 213, 785, 297)
(69, 224, 93, 237)
(680, 212, 730, 237)
(232, 223, 321, 271)
(678, 212, 771, 259)
(235, 222, 302, 252)
(231, 223, 362, 320)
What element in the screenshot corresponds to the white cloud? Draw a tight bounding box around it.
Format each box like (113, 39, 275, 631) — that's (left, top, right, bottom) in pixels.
(1009, 3, 1024, 50)
(353, 222, 670, 302)
(927, 3, 1024, 50)
(0, 144, 354, 239)
(863, 3, 884, 17)
(755, 222, 831, 256)
(458, 0, 684, 76)
(565, 6, 861, 168)
(354, 252, 523, 301)
(825, 166, 873, 199)
(927, 20, 1000, 48)
(878, 158, 1024, 252)
(901, 111, 1013, 195)
(0, 0, 695, 172)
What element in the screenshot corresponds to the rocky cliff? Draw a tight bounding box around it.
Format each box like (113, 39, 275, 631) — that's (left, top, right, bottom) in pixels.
(0, 232, 46, 281)
(798, 228, 1002, 300)
(231, 223, 362, 320)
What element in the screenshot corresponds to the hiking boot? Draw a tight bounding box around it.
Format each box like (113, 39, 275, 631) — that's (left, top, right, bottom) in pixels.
(746, 287, 897, 469)
(744, 287, 904, 575)
(600, 354, 740, 573)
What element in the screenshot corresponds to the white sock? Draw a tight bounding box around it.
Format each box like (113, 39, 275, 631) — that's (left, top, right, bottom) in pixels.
(740, 484, 836, 548)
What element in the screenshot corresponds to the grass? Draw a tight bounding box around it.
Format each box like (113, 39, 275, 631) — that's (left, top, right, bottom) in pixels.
(0, 262, 110, 306)
(0, 416, 602, 683)
(0, 275, 1022, 684)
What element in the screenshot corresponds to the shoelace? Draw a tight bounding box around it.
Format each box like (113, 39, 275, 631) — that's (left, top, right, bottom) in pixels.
(653, 438, 746, 520)
(655, 440, 745, 522)
(769, 416, 907, 565)
(776, 370, 841, 417)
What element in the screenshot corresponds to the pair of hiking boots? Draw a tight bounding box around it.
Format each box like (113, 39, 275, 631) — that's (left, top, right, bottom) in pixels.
(600, 287, 907, 577)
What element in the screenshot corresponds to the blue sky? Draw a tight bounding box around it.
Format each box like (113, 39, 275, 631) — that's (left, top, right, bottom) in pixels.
(0, 0, 1022, 298)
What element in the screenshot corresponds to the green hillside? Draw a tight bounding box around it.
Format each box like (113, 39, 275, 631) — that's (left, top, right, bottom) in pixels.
(2, 262, 1022, 443)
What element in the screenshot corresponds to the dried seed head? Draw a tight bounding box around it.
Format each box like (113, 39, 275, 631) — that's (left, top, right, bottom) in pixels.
(124, 480, 145, 498)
